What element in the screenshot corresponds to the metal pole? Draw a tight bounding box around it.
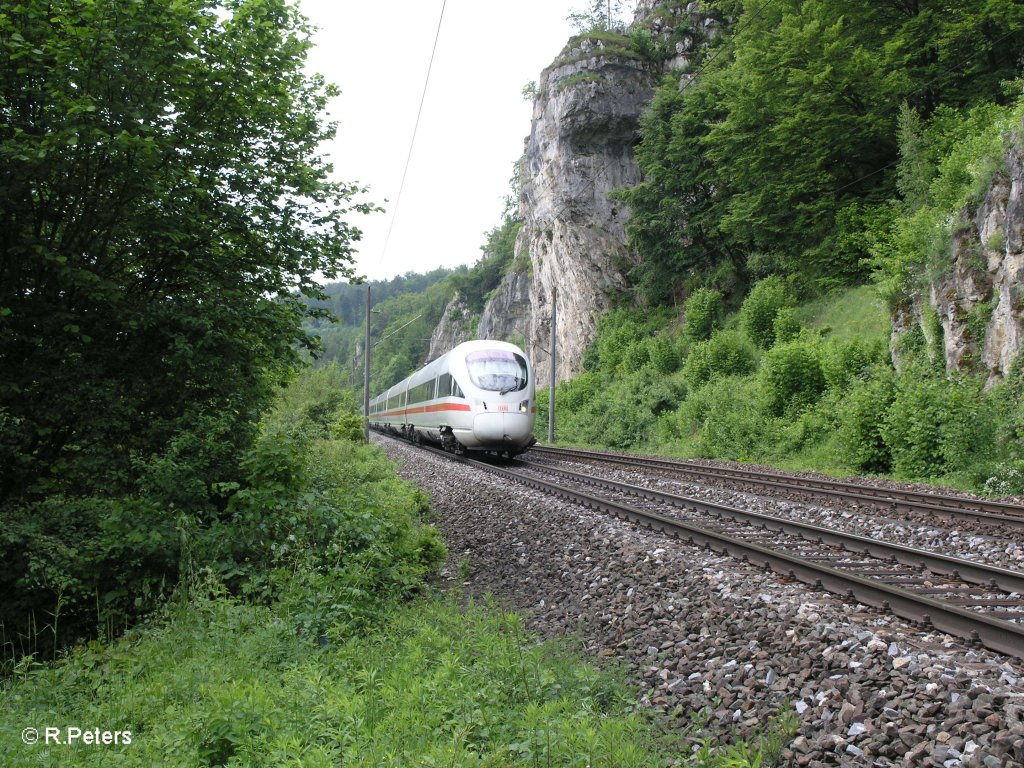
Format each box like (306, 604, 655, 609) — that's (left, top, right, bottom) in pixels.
(548, 286, 556, 444)
(363, 284, 371, 442)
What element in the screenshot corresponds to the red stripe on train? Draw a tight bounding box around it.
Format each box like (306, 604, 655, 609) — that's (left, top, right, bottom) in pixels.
(373, 403, 473, 419)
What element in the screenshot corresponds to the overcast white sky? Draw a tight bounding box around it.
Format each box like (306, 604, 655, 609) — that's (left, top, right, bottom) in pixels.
(298, 0, 585, 282)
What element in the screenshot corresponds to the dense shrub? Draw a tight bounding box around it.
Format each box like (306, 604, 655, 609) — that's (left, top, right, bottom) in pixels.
(821, 337, 889, 392)
(263, 362, 365, 440)
(202, 427, 444, 635)
(987, 361, 1024, 479)
(682, 330, 758, 390)
(594, 309, 649, 371)
(622, 339, 652, 373)
(684, 288, 725, 341)
(739, 276, 793, 348)
(648, 334, 682, 374)
(677, 375, 767, 460)
(557, 371, 603, 412)
(839, 367, 896, 472)
(0, 367, 443, 663)
(881, 372, 993, 478)
(771, 307, 802, 345)
(0, 495, 181, 657)
(758, 339, 827, 416)
(881, 375, 947, 477)
(554, 369, 685, 450)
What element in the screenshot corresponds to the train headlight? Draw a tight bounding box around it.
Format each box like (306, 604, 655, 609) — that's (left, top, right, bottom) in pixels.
(519, 400, 529, 413)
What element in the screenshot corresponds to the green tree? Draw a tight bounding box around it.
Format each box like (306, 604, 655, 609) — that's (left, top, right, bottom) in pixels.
(0, 0, 373, 502)
(739, 276, 793, 349)
(615, 74, 736, 304)
(568, 0, 629, 33)
(683, 288, 725, 342)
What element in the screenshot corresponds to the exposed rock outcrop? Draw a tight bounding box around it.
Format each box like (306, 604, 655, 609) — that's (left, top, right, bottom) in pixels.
(424, 2, 716, 383)
(427, 294, 473, 363)
(981, 138, 1024, 379)
(517, 36, 657, 384)
(903, 122, 1024, 384)
(477, 266, 531, 345)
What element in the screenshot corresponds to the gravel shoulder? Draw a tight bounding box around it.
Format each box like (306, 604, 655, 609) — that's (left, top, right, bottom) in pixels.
(377, 436, 1024, 767)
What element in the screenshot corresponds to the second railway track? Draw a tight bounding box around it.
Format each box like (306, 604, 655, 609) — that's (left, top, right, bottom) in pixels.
(384, 433, 1024, 659)
(527, 445, 1024, 532)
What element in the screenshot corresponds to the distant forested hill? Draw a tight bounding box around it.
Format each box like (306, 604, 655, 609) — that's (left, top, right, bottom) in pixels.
(302, 216, 520, 393)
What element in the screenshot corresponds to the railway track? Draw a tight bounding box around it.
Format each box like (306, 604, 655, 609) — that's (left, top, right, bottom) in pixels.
(382, 434, 1024, 659)
(527, 445, 1024, 532)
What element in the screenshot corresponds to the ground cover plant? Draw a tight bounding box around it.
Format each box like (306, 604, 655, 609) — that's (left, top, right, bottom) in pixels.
(1, 592, 681, 767)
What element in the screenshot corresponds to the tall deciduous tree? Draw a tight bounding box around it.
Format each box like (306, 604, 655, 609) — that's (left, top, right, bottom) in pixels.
(0, 0, 374, 501)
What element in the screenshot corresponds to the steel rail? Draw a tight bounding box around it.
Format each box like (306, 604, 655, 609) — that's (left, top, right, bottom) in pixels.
(529, 446, 1024, 530)
(515, 460, 1024, 596)
(482, 459, 1024, 658)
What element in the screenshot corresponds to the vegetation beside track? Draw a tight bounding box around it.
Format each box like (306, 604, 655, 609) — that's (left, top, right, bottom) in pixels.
(535, 282, 1024, 496)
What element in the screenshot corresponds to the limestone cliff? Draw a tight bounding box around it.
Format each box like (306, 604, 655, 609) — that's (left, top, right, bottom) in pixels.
(516, 33, 657, 384)
(426, 1, 712, 383)
(476, 265, 531, 346)
(427, 294, 473, 363)
(980, 135, 1024, 380)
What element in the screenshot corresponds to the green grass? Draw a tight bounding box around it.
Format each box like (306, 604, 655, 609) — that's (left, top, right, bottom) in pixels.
(1, 591, 684, 767)
(798, 284, 890, 342)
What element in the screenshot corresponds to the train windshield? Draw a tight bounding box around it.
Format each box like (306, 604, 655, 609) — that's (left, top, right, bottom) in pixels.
(465, 350, 529, 393)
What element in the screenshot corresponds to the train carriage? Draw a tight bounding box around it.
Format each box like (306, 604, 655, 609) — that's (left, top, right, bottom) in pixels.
(369, 340, 537, 456)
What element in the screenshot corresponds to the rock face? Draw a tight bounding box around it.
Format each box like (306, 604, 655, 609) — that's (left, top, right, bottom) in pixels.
(981, 137, 1024, 380)
(427, 294, 473, 363)
(423, 2, 714, 383)
(477, 266, 531, 346)
(425, 266, 532, 363)
(517, 37, 657, 384)
(902, 123, 1024, 383)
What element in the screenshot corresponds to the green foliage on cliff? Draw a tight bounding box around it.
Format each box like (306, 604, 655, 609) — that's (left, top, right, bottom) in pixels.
(540, 0, 1024, 493)
(869, 99, 1024, 308)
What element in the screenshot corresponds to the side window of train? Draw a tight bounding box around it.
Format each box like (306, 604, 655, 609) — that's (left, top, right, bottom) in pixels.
(453, 381, 464, 398)
(410, 380, 432, 404)
(438, 373, 452, 397)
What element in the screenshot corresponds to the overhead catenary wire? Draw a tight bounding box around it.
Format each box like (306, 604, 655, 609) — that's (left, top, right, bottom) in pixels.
(379, 0, 448, 265)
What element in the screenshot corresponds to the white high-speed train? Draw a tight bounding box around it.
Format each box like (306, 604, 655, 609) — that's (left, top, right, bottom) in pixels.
(368, 340, 537, 456)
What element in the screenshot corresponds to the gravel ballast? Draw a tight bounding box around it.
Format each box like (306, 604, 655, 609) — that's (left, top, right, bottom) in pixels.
(377, 436, 1024, 767)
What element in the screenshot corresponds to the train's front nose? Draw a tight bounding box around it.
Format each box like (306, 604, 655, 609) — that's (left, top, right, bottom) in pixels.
(474, 408, 535, 450)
